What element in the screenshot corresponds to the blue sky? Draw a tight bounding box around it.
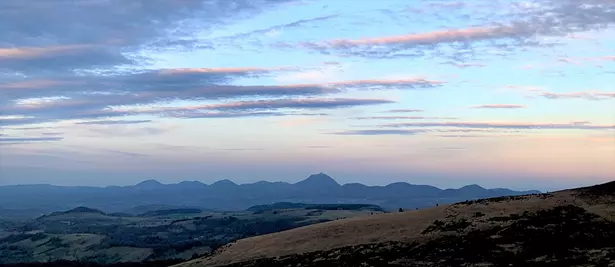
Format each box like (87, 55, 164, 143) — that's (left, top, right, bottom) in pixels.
(0, 0, 613, 191)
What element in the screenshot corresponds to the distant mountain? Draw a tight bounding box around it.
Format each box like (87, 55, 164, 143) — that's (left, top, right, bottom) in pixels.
(0, 173, 540, 218)
(134, 179, 165, 190)
(296, 173, 340, 188)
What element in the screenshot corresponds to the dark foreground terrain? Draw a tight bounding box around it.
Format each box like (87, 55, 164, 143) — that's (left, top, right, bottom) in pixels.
(0, 204, 382, 264)
(178, 181, 615, 267)
(2, 182, 612, 267)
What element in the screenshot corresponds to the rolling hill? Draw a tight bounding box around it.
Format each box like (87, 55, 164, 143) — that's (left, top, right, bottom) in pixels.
(0, 173, 539, 219)
(176, 181, 615, 267)
(0, 203, 384, 264)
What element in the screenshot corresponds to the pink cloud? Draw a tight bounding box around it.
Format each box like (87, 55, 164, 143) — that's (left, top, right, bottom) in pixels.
(302, 25, 530, 49)
(0, 45, 94, 60)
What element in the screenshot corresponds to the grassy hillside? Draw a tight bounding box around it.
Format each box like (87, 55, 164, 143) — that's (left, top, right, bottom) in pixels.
(0, 205, 381, 264)
(177, 181, 615, 267)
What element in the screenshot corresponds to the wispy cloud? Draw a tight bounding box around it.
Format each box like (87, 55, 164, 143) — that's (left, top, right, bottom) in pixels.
(0, 0, 297, 73)
(296, 25, 533, 57)
(355, 116, 458, 120)
(303, 145, 330, 149)
(40, 132, 63, 136)
(97, 148, 148, 158)
(283, 0, 615, 61)
(0, 137, 64, 143)
(538, 91, 615, 101)
(85, 126, 168, 137)
(169, 111, 286, 119)
(436, 134, 523, 138)
(444, 62, 487, 68)
(382, 121, 615, 130)
(1, 75, 428, 126)
(330, 129, 428, 136)
(470, 104, 526, 109)
(75, 120, 153, 125)
(382, 109, 424, 113)
(213, 15, 338, 42)
(159, 98, 396, 112)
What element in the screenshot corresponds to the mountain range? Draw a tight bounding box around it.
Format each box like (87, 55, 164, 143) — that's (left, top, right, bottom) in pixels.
(0, 173, 539, 218)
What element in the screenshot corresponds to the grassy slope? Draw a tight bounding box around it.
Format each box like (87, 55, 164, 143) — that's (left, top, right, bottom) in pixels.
(177, 181, 615, 267)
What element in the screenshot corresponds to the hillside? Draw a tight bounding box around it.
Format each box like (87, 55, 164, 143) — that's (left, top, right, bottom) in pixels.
(0, 173, 539, 219)
(177, 181, 615, 267)
(0, 204, 382, 264)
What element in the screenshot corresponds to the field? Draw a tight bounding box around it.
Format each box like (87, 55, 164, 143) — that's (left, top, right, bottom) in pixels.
(0, 204, 383, 264)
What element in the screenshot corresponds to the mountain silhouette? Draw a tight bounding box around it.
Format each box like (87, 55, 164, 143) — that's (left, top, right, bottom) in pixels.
(296, 173, 340, 187)
(0, 173, 540, 218)
(134, 179, 164, 189)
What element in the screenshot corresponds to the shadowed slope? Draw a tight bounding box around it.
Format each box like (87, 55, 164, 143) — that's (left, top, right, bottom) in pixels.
(176, 181, 615, 267)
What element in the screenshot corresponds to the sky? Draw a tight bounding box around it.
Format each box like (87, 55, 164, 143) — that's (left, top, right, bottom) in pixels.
(0, 0, 613, 191)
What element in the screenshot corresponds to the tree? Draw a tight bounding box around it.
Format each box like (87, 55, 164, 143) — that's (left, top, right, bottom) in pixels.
(398, 208, 403, 212)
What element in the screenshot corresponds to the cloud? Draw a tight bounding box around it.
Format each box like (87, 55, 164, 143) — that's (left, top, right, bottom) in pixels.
(537, 91, 615, 101)
(285, 0, 615, 60)
(509, 86, 615, 101)
(220, 148, 265, 151)
(330, 129, 428, 136)
(165, 98, 396, 112)
(293, 24, 536, 59)
(1, 75, 429, 126)
(382, 121, 615, 130)
(354, 116, 458, 120)
(330, 127, 525, 136)
(470, 104, 526, 109)
(444, 62, 487, 68)
(168, 111, 287, 119)
(382, 109, 424, 113)
(436, 134, 523, 138)
(85, 126, 168, 137)
(118, 98, 395, 120)
(0, 0, 296, 73)
(303, 145, 330, 149)
(75, 120, 153, 125)
(0, 67, 302, 102)
(0, 137, 63, 142)
(40, 132, 63, 136)
(321, 26, 527, 47)
(0, 126, 50, 131)
(324, 78, 444, 89)
(97, 149, 148, 158)
(0, 44, 133, 73)
(213, 15, 338, 42)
